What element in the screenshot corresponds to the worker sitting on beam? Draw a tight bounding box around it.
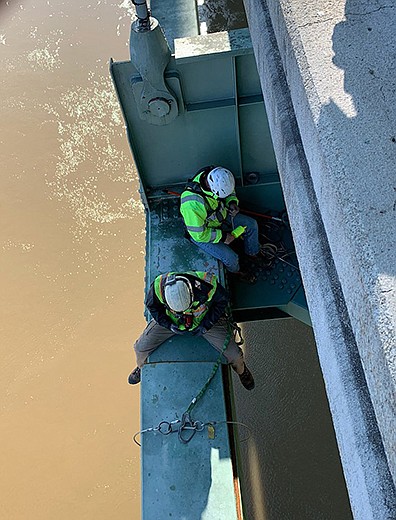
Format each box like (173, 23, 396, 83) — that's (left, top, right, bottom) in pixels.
(180, 165, 268, 283)
(128, 271, 255, 390)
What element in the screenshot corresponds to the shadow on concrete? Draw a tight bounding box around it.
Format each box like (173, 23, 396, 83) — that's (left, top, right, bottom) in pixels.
(312, 0, 396, 511)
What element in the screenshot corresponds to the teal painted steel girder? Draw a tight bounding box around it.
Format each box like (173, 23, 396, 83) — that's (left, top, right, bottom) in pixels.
(141, 363, 239, 520)
(111, 21, 310, 520)
(110, 29, 277, 197)
(140, 198, 240, 520)
(110, 26, 310, 317)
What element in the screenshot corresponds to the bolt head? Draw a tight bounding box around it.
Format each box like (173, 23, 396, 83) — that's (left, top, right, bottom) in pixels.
(148, 97, 170, 117)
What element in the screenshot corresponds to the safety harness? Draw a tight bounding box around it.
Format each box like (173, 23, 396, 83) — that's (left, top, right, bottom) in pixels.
(183, 169, 227, 224)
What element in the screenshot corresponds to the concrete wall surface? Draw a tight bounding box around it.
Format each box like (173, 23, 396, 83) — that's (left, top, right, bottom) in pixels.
(243, 0, 396, 518)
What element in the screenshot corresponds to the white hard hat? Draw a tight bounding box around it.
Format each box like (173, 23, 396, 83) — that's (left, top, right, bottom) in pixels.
(164, 274, 193, 312)
(207, 167, 235, 198)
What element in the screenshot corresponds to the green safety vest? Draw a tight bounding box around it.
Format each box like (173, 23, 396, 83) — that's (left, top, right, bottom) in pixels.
(154, 271, 217, 330)
(180, 171, 238, 243)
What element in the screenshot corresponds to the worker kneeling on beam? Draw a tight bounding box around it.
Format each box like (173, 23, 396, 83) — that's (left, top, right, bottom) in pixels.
(128, 271, 255, 390)
(180, 166, 266, 284)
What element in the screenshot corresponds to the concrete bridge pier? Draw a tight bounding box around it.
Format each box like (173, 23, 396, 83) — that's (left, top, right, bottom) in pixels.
(242, 0, 396, 518)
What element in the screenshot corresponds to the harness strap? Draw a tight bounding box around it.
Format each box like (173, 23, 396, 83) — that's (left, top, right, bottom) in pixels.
(153, 274, 166, 304)
(182, 172, 226, 223)
(184, 321, 232, 417)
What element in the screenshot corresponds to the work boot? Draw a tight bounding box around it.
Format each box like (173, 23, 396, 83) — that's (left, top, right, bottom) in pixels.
(258, 244, 277, 267)
(245, 251, 273, 269)
(128, 367, 141, 385)
(238, 364, 255, 390)
(237, 271, 257, 284)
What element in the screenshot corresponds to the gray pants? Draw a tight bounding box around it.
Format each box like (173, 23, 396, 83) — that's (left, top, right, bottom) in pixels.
(134, 318, 245, 374)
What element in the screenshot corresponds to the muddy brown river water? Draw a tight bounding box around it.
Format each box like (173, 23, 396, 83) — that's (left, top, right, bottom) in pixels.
(1, 1, 144, 518)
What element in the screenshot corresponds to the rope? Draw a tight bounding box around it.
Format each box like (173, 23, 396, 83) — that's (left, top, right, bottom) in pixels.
(259, 241, 298, 270)
(255, 212, 299, 271)
(184, 321, 232, 416)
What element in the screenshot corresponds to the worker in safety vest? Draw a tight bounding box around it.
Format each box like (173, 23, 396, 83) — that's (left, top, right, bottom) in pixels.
(180, 166, 265, 283)
(128, 271, 255, 390)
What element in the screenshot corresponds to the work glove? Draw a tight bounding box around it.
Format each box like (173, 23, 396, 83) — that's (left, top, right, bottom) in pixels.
(170, 324, 185, 335)
(228, 203, 239, 217)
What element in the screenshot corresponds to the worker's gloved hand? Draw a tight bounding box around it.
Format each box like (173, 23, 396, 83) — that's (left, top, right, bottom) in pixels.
(170, 324, 185, 335)
(228, 203, 239, 217)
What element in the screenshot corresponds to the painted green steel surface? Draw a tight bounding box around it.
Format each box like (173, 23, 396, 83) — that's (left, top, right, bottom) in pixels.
(230, 258, 302, 308)
(110, 22, 308, 321)
(140, 197, 238, 519)
(141, 363, 238, 520)
(146, 195, 309, 320)
(137, 194, 308, 517)
(110, 24, 310, 520)
(145, 197, 221, 284)
(110, 28, 277, 195)
(145, 196, 227, 364)
(236, 182, 286, 217)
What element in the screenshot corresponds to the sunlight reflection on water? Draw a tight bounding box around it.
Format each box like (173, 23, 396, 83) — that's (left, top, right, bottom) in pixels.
(1, 1, 144, 518)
